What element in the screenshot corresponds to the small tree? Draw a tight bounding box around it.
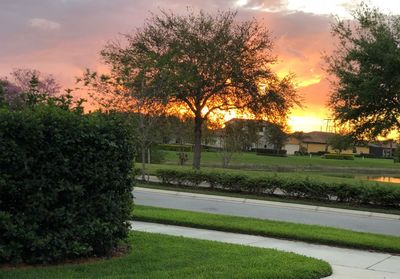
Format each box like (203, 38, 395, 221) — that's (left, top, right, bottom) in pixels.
(79, 70, 165, 181)
(218, 124, 243, 167)
(264, 123, 288, 153)
(99, 10, 299, 169)
(327, 134, 353, 154)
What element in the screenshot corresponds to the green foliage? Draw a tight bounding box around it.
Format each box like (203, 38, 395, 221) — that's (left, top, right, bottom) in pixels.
(0, 106, 135, 264)
(99, 10, 298, 169)
(323, 154, 355, 160)
(155, 169, 400, 207)
(255, 148, 287, 156)
(158, 144, 193, 152)
(327, 134, 353, 154)
(394, 147, 400, 163)
(326, 4, 400, 139)
(264, 123, 288, 152)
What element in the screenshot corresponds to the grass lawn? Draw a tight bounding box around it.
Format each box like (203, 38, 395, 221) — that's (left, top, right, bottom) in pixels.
(137, 182, 400, 215)
(133, 205, 400, 254)
(162, 150, 400, 171)
(143, 163, 400, 187)
(0, 232, 332, 279)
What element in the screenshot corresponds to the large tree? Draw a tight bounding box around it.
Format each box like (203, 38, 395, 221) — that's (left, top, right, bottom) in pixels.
(99, 10, 298, 169)
(325, 3, 400, 140)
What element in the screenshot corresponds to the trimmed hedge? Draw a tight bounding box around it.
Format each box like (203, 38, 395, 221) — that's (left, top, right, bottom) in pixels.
(323, 154, 355, 160)
(354, 153, 377, 158)
(0, 106, 135, 264)
(254, 148, 287, 157)
(158, 144, 192, 152)
(155, 169, 400, 208)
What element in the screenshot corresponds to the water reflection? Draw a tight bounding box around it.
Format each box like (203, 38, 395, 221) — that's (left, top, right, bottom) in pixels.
(366, 176, 400, 184)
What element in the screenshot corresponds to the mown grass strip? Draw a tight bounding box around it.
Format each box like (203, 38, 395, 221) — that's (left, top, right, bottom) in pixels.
(0, 232, 332, 279)
(133, 205, 400, 254)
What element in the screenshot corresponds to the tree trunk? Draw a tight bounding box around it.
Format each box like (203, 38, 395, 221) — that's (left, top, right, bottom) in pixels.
(193, 115, 203, 170)
(141, 147, 146, 181)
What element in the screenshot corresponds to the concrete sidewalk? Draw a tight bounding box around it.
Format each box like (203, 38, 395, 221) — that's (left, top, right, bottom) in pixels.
(133, 221, 400, 279)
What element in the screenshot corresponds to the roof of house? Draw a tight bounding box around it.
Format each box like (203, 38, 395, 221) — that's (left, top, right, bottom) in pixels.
(368, 140, 398, 149)
(225, 118, 270, 126)
(302, 131, 336, 144)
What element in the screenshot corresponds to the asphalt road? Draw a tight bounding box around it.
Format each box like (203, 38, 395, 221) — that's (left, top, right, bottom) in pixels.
(133, 188, 400, 236)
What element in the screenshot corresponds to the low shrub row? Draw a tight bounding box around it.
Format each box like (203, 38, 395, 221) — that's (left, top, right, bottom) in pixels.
(155, 169, 400, 208)
(323, 154, 355, 160)
(354, 153, 377, 158)
(158, 144, 192, 152)
(253, 148, 287, 157)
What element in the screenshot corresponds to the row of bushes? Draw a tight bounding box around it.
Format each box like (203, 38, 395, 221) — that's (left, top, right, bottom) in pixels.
(158, 144, 193, 152)
(0, 106, 135, 264)
(323, 154, 355, 160)
(155, 169, 400, 208)
(254, 148, 287, 157)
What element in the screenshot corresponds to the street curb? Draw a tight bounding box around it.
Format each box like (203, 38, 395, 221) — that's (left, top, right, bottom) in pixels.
(134, 187, 400, 221)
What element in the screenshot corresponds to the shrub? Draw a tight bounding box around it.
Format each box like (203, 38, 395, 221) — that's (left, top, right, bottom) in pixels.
(153, 168, 400, 208)
(354, 153, 377, 158)
(323, 154, 354, 160)
(254, 148, 287, 157)
(158, 144, 192, 152)
(216, 174, 247, 191)
(245, 176, 279, 195)
(0, 107, 135, 264)
(156, 169, 180, 185)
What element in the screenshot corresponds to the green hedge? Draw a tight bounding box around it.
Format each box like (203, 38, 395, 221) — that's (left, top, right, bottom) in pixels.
(155, 169, 400, 208)
(323, 154, 355, 160)
(254, 148, 287, 157)
(0, 107, 135, 264)
(158, 144, 192, 152)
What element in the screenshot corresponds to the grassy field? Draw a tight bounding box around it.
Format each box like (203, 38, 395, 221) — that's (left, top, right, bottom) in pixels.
(0, 232, 331, 279)
(162, 150, 400, 171)
(142, 163, 400, 187)
(133, 205, 400, 254)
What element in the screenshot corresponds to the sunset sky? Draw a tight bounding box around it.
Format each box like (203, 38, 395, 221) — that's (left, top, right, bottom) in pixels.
(1, 0, 400, 132)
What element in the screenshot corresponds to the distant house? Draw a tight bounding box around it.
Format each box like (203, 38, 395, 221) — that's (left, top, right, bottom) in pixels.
(284, 137, 301, 155)
(368, 140, 397, 158)
(205, 119, 398, 157)
(286, 131, 370, 155)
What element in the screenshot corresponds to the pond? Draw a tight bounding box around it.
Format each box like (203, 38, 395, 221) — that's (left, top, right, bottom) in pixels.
(363, 176, 400, 184)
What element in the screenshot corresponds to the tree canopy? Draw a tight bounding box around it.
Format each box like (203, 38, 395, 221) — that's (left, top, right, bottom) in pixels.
(326, 3, 400, 140)
(89, 9, 298, 169)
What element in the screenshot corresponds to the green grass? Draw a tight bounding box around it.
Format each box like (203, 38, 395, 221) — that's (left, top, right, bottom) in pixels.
(0, 232, 332, 279)
(137, 182, 400, 215)
(162, 150, 400, 170)
(133, 205, 400, 254)
(143, 163, 400, 187)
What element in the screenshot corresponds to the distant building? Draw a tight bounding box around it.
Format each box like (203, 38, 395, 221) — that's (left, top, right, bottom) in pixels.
(368, 140, 397, 158)
(288, 131, 370, 155)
